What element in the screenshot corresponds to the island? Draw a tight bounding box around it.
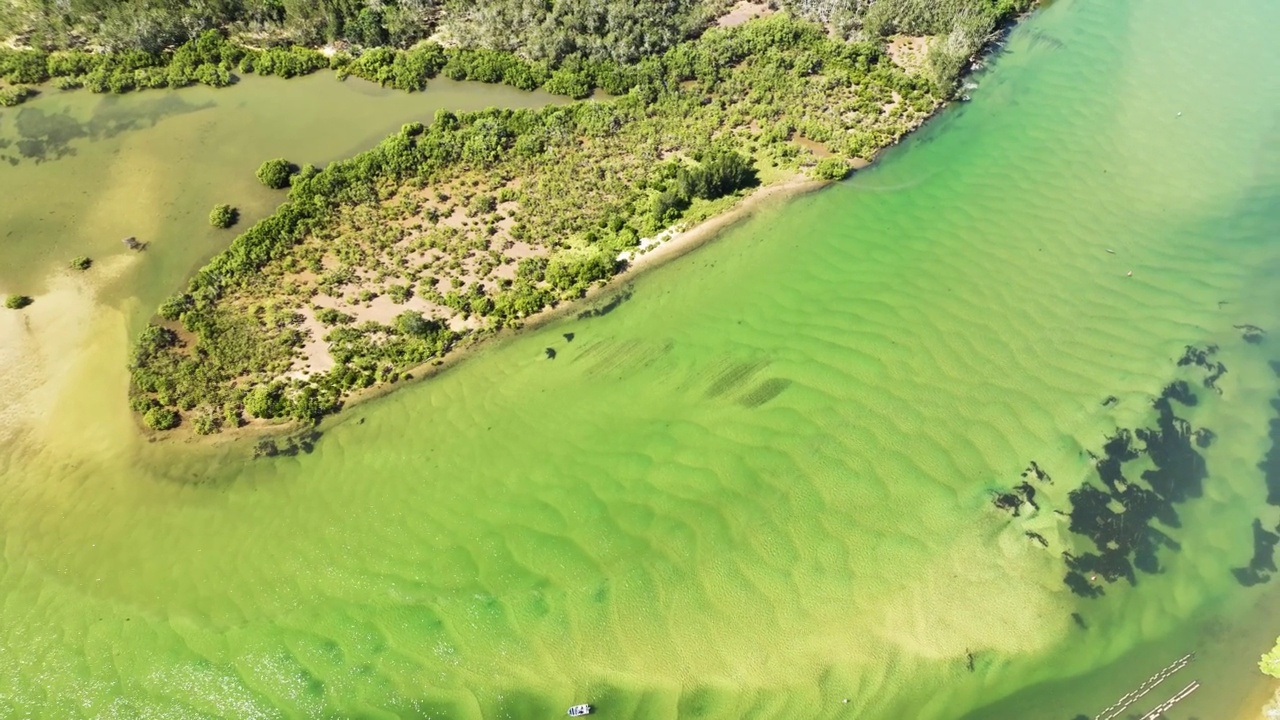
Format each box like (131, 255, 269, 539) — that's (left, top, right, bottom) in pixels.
(2, 0, 1034, 434)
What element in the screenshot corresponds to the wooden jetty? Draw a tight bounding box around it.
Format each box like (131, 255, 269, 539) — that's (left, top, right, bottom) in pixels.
(1094, 654, 1193, 720)
(1136, 681, 1200, 720)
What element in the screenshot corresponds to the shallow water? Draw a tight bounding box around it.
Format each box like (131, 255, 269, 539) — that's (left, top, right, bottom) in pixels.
(0, 73, 557, 301)
(2, 0, 1280, 717)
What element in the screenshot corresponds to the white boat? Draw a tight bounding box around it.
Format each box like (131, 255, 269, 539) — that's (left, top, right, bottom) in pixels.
(567, 704, 593, 717)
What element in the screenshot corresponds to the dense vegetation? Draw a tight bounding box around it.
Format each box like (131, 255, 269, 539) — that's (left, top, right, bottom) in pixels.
(783, 0, 1032, 85)
(0, 31, 335, 95)
(0, 0, 1031, 101)
(0, 0, 437, 53)
(441, 0, 718, 65)
(128, 14, 958, 433)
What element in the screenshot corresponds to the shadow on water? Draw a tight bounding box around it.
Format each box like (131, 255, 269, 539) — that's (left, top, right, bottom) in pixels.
(737, 377, 792, 408)
(253, 429, 322, 460)
(1263, 361, 1280, 506)
(576, 284, 634, 320)
(1232, 518, 1280, 586)
(1235, 361, 1280, 585)
(0, 93, 213, 165)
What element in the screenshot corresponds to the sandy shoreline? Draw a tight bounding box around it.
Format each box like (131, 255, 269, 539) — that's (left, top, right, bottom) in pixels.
(326, 176, 829, 423)
(172, 172, 832, 447)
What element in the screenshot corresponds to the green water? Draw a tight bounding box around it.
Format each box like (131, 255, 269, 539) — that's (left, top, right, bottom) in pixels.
(0, 73, 557, 300)
(2, 0, 1280, 717)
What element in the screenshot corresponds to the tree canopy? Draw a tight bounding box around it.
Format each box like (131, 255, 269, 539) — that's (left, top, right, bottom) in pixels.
(256, 158, 295, 189)
(209, 203, 237, 228)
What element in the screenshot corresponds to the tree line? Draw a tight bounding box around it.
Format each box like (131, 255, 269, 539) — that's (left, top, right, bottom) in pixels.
(0, 28, 628, 102)
(1, 0, 437, 53)
(3, 0, 1034, 97)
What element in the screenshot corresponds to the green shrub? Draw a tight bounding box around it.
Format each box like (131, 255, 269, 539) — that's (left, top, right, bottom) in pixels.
(394, 310, 434, 337)
(544, 68, 593, 99)
(191, 411, 220, 435)
(468, 194, 497, 216)
(4, 295, 33, 309)
(52, 75, 84, 90)
(0, 85, 37, 106)
(158, 294, 194, 321)
(143, 406, 180, 430)
(811, 157, 851, 180)
(387, 284, 413, 303)
(315, 307, 354, 325)
(209, 203, 237, 228)
(244, 383, 286, 419)
(256, 158, 295, 189)
(70, 256, 93, 271)
(129, 394, 159, 414)
(0, 50, 49, 84)
(1261, 638, 1280, 678)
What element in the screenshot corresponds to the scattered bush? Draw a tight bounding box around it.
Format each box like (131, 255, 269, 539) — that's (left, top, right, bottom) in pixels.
(143, 406, 180, 430)
(387, 284, 413, 303)
(315, 307, 354, 326)
(209, 203, 237, 228)
(70, 256, 93, 271)
(256, 158, 295, 189)
(4, 295, 33, 309)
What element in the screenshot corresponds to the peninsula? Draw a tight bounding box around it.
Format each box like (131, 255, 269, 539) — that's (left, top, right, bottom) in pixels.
(3, 0, 1034, 434)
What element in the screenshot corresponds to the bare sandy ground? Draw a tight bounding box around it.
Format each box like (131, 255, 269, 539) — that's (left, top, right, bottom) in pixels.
(321, 173, 832, 423)
(716, 1, 774, 28)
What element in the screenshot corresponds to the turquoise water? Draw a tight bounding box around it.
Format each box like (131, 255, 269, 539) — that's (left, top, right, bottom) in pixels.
(1, 0, 1280, 717)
